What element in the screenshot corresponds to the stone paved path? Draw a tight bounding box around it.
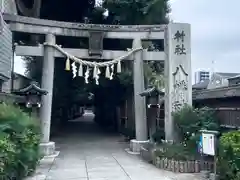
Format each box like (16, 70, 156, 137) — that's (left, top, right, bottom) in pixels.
(35, 112, 202, 180)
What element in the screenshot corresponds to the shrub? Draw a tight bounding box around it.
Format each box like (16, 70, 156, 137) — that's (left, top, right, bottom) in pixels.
(0, 135, 16, 179)
(152, 129, 165, 143)
(173, 105, 199, 141)
(157, 105, 220, 162)
(155, 142, 198, 161)
(197, 107, 219, 130)
(218, 131, 240, 180)
(0, 103, 41, 179)
(120, 127, 135, 140)
(173, 105, 219, 146)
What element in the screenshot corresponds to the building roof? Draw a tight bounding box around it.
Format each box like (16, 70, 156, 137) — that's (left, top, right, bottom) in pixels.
(192, 80, 209, 90)
(216, 72, 240, 78)
(228, 74, 240, 80)
(193, 84, 240, 100)
(193, 72, 240, 90)
(13, 81, 47, 95)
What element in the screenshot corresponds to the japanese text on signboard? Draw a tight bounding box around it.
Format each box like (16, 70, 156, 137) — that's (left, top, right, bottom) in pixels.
(172, 79, 188, 111)
(173, 30, 186, 55)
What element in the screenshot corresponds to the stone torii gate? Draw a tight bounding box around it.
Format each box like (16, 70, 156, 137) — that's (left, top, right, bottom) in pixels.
(4, 14, 192, 155)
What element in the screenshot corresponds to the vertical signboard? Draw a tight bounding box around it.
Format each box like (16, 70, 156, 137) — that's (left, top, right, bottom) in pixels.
(202, 133, 215, 156)
(164, 23, 192, 140)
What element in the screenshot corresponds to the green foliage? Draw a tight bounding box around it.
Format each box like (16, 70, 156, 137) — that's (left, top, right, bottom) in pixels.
(144, 62, 164, 91)
(173, 105, 199, 140)
(117, 71, 133, 87)
(120, 127, 135, 140)
(0, 135, 16, 178)
(197, 107, 220, 130)
(173, 105, 219, 142)
(0, 103, 41, 180)
(24, 56, 42, 82)
(103, 0, 170, 25)
(156, 105, 220, 162)
(155, 143, 198, 161)
(152, 129, 165, 143)
(218, 131, 240, 180)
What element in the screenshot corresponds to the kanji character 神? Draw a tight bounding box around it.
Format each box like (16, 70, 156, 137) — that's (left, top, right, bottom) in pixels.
(174, 30, 185, 42)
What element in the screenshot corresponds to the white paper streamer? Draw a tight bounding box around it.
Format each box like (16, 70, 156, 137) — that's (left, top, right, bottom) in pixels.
(117, 60, 121, 73)
(43, 43, 143, 84)
(105, 66, 110, 79)
(85, 66, 90, 83)
(95, 68, 101, 85)
(109, 64, 114, 80)
(71, 62, 77, 78)
(78, 63, 83, 76)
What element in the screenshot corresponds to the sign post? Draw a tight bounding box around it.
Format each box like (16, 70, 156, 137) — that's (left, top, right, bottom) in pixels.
(199, 130, 219, 180)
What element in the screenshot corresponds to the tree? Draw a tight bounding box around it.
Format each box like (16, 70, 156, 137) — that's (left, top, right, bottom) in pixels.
(103, 0, 170, 25)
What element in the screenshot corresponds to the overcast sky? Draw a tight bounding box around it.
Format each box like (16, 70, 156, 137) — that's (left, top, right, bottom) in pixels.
(170, 0, 240, 73)
(15, 0, 240, 76)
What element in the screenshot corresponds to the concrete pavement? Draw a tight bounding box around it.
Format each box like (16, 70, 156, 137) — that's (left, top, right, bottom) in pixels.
(31, 112, 202, 180)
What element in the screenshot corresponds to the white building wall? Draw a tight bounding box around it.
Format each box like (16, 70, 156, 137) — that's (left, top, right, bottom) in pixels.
(0, 0, 17, 92)
(0, 0, 17, 14)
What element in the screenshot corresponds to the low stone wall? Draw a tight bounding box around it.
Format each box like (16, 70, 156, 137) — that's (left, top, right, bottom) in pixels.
(153, 157, 213, 173)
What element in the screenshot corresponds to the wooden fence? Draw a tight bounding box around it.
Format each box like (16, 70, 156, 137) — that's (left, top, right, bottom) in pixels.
(155, 106, 240, 130)
(214, 107, 240, 129)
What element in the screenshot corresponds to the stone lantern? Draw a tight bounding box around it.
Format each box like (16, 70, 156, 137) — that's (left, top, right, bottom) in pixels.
(140, 86, 164, 108)
(14, 81, 47, 116)
(140, 86, 164, 141)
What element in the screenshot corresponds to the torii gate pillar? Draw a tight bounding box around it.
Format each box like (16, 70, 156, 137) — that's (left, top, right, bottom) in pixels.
(130, 38, 149, 153)
(39, 34, 58, 156)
